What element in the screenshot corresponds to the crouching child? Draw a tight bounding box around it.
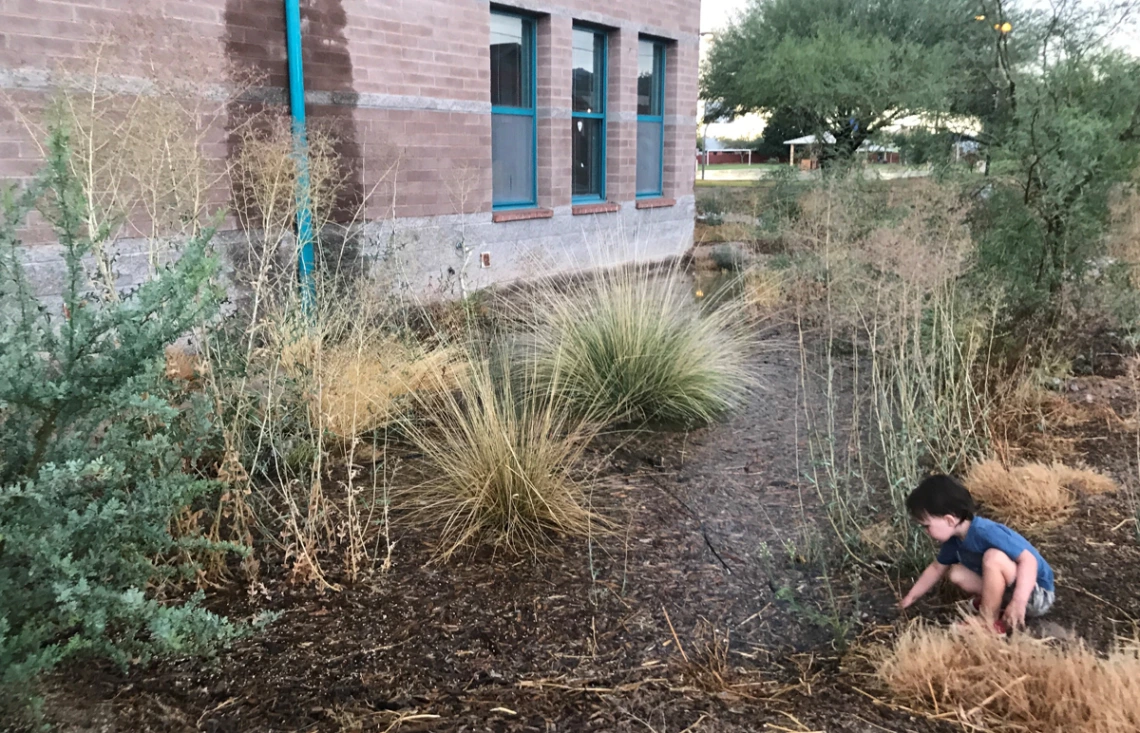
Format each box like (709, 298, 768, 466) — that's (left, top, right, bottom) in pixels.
(899, 474, 1055, 634)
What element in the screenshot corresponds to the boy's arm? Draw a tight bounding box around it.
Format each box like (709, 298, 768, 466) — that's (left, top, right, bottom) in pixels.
(901, 561, 948, 609)
(1003, 550, 1039, 628)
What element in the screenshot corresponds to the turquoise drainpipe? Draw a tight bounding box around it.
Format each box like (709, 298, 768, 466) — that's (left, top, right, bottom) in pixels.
(284, 0, 317, 314)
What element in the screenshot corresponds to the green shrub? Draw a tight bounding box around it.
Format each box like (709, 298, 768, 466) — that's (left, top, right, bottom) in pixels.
(525, 262, 755, 426)
(0, 126, 245, 718)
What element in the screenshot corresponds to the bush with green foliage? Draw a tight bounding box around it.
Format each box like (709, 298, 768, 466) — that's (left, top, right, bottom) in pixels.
(972, 49, 1140, 315)
(0, 127, 244, 718)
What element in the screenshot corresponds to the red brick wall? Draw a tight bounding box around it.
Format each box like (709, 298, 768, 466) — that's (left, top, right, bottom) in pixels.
(1, 0, 698, 232)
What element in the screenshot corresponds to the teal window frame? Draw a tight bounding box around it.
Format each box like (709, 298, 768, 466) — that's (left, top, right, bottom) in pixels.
(636, 39, 666, 199)
(491, 10, 538, 210)
(571, 24, 607, 204)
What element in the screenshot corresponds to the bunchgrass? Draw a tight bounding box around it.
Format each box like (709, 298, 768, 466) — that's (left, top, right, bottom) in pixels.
(523, 261, 755, 427)
(399, 347, 609, 560)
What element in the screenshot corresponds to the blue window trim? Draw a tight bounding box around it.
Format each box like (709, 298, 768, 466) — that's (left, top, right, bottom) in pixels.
(636, 40, 666, 199)
(571, 25, 607, 205)
(491, 10, 538, 210)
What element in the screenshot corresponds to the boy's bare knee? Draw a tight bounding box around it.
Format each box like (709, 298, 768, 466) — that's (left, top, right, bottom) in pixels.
(982, 548, 1017, 584)
(982, 548, 1012, 568)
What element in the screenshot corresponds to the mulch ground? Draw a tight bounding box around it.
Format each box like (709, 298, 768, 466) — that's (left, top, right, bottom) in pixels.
(37, 327, 1140, 733)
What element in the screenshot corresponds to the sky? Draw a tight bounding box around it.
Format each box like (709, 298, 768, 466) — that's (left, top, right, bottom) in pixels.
(700, 0, 746, 33)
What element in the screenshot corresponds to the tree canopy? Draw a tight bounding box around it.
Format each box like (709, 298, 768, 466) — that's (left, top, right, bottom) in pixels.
(700, 0, 1010, 157)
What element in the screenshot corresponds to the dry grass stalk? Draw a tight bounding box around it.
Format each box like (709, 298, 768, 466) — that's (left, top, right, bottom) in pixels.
(742, 265, 784, 315)
(878, 622, 1140, 733)
(1107, 173, 1140, 289)
(399, 350, 608, 560)
(7, 21, 257, 296)
(793, 175, 994, 561)
(284, 336, 463, 439)
(196, 114, 402, 587)
(964, 459, 1117, 530)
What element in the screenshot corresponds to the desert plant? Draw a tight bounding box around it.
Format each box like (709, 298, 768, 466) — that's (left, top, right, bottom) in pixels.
(709, 243, 746, 271)
(0, 126, 243, 716)
(792, 175, 997, 569)
(878, 621, 1140, 733)
(398, 347, 609, 560)
(196, 116, 410, 587)
(524, 261, 755, 427)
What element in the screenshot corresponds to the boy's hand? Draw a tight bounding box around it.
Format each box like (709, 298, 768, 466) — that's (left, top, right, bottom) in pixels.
(899, 594, 915, 610)
(1003, 599, 1027, 629)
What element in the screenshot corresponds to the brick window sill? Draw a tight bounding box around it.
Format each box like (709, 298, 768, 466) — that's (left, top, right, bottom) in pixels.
(572, 202, 620, 216)
(635, 197, 676, 210)
(492, 208, 554, 223)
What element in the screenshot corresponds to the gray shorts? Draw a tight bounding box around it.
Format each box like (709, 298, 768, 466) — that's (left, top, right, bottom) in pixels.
(1026, 585, 1055, 618)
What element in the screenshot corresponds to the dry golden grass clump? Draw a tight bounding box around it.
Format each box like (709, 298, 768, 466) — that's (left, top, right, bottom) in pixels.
(878, 622, 1140, 733)
(964, 460, 1117, 529)
(398, 350, 608, 560)
(741, 266, 784, 314)
(311, 339, 463, 439)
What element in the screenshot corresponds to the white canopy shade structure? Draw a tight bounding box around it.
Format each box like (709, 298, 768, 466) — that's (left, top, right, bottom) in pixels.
(784, 133, 835, 167)
(783, 133, 899, 166)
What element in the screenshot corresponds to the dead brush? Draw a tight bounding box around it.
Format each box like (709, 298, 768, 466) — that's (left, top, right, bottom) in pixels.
(964, 459, 1117, 530)
(877, 621, 1140, 733)
(662, 610, 767, 698)
(741, 265, 785, 316)
(283, 335, 464, 441)
(984, 356, 1121, 464)
(397, 348, 612, 560)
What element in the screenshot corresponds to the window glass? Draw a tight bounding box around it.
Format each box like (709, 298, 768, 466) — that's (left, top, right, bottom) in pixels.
(492, 113, 536, 205)
(637, 40, 663, 116)
(572, 28, 604, 113)
(572, 118, 603, 197)
(491, 14, 527, 108)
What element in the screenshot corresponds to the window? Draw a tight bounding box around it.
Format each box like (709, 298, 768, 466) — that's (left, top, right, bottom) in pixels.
(636, 39, 665, 198)
(491, 12, 536, 209)
(571, 26, 606, 202)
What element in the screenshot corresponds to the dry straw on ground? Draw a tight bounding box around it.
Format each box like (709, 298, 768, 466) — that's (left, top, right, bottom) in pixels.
(964, 460, 1116, 530)
(878, 622, 1140, 733)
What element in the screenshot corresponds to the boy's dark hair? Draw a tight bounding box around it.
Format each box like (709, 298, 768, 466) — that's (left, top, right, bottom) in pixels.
(906, 474, 976, 521)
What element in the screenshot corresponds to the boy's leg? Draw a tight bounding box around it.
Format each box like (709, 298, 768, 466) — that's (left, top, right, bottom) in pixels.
(980, 548, 1018, 620)
(947, 564, 984, 596)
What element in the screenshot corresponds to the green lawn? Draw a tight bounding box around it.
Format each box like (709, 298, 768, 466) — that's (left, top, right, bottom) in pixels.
(697, 163, 785, 171)
(694, 179, 776, 189)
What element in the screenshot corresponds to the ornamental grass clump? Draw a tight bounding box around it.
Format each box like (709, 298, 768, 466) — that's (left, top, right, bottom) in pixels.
(399, 347, 610, 559)
(524, 261, 755, 427)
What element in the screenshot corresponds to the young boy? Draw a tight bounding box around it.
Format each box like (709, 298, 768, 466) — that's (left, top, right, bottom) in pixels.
(899, 474, 1055, 633)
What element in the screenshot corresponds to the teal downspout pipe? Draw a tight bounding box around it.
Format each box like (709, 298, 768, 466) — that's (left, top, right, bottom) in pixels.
(284, 0, 316, 314)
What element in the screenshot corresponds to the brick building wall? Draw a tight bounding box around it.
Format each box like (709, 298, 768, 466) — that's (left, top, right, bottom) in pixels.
(0, 0, 698, 295)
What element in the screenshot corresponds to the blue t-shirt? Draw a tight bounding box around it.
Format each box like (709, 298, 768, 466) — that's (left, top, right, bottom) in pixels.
(936, 516, 1055, 592)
